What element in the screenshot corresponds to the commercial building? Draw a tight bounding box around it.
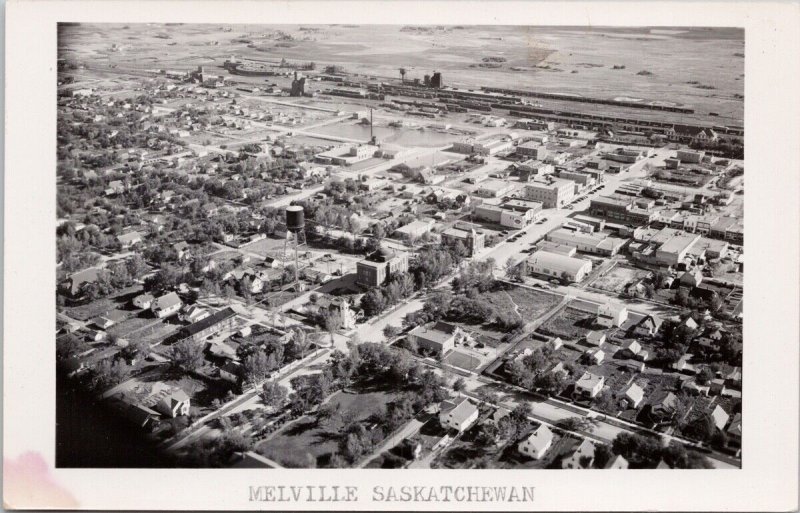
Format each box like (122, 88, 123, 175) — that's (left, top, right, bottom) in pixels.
(356, 247, 409, 288)
(393, 219, 434, 241)
(589, 194, 658, 225)
(545, 228, 627, 256)
(473, 178, 515, 198)
(523, 178, 575, 209)
(517, 161, 554, 181)
(516, 141, 549, 160)
(526, 250, 593, 283)
(474, 202, 540, 229)
(676, 149, 705, 163)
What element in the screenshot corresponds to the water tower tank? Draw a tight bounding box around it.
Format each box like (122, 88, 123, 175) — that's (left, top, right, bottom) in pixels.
(286, 205, 305, 233)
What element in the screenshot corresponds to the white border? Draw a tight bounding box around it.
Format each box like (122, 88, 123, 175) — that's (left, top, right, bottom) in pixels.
(4, 1, 799, 510)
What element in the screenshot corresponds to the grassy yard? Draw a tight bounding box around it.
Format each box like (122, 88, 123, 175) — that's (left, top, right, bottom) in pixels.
(256, 387, 398, 468)
(106, 315, 156, 339)
(484, 286, 562, 324)
(538, 306, 596, 340)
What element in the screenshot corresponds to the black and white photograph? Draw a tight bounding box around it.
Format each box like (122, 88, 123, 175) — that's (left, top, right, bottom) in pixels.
(3, 1, 799, 511)
(54, 22, 745, 471)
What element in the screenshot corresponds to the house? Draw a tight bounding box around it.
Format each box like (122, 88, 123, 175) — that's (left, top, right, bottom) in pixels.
(181, 307, 237, 342)
(597, 302, 628, 328)
(710, 405, 730, 430)
(117, 231, 143, 249)
(562, 439, 595, 469)
(618, 339, 642, 359)
(585, 331, 606, 347)
(604, 455, 629, 469)
(174, 241, 191, 260)
(180, 305, 210, 323)
(632, 315, 663, 337)
(574, 371, 604, 399)
(61, 268, 100, 297)
(620, 383, 645, 409)
(154, 388, 191, 418)
(649, 391, 678, 421)
(550, 337, 564, 350)
(439, 397, 479, 433)
(151, 292, 182, 318)
(85, 329, 106, 342)
(681, 317, 700, 331)
(132, 293, 155, 309)
(91, 316, 116, 330)
(519, 424, 554, 460)
(584, 347, 605, 365)
(408, 321, 462, 357)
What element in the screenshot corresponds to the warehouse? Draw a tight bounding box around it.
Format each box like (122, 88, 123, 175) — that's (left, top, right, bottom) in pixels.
(526, 250, 593, 283)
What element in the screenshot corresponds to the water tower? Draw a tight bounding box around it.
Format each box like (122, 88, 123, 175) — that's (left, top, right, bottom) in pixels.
(282, 205, 306, 295)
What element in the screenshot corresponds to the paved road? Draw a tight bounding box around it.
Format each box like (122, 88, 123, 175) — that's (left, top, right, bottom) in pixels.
(481, 147, 671, 266)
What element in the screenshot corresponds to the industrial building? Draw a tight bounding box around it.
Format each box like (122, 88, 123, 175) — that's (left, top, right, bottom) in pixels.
(526, 249, 593, 283)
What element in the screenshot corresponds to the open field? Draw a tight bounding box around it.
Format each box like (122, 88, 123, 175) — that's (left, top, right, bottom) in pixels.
(538, 305, 596, 340)
(256, 387, 397, 468)
(59, 24, 743, 122)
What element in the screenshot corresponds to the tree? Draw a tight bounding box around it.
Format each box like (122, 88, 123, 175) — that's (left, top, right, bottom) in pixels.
(382, 324, 400, 340)
(260, 380, 288, 410)
(399, 67, 407, 83)
(322, 309, 341, 346)
(611, 432, 663, 467)
(696, 366, 714, 385)
(504, 257, 524, 282)
(453, 377, 466, 394)
(241, 350, 271, 388)
(682, 414, 715, 443)
(557, 416, 594, 433)
(170, 339, 205, 372)
(290, 328, 311, 359)
(593, 444, 613, 469)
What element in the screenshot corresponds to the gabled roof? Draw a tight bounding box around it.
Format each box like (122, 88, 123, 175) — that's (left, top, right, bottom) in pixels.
(523, 424, 553, 452)
(623, 383, 645, 405)
(152, 292, 181, 311)
(710, 405, 729, 430)
(440, 397, 478, 426)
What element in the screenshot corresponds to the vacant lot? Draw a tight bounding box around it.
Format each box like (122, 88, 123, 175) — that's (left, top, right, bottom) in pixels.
(538, 306, 596, 340)
(589, 265, 650, 295)
(257, 388, 397, 468)
(504, 286, 563, 322)
(106, 314, 157, 339)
